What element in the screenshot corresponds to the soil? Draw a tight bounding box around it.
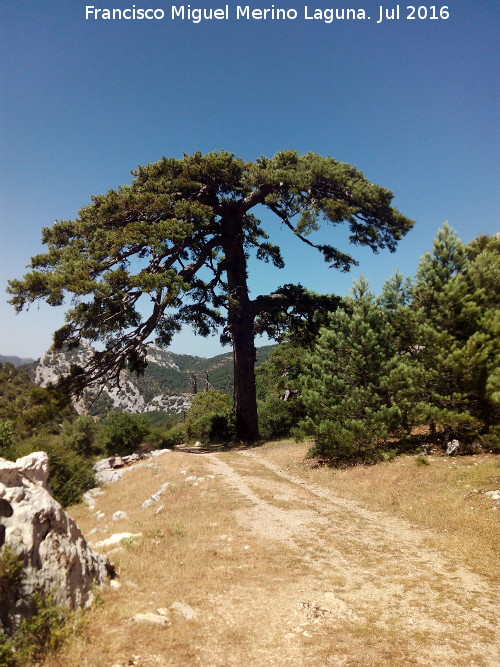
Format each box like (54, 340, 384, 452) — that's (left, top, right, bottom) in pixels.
(197, 449, 500, 666)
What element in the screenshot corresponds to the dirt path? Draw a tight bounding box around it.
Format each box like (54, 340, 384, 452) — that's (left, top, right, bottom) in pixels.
(201, 449, 499, 666)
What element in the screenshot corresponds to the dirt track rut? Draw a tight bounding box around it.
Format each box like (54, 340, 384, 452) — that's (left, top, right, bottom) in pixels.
(201, 449, 499, 666)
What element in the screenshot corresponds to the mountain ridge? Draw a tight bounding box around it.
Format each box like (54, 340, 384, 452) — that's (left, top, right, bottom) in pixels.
(12, 343, 274, 417)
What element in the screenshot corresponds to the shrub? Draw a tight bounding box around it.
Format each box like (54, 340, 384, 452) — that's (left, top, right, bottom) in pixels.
(142, 422, 185, 450)
(162, 423, 186, 448)
(0, 546, 80, 666)
(45, 439, 96, 507)
(0, 420, 14, 457)
(304, 417, 390, 466)
(184, 390, 233, 443)
(0, 546, 24, 634)
(104, 412, 151, 456)
(415, 455, 430, 466)
(258, 396, 297, 441)
(61, 416, 100, 458)
(0, 594, 78, 667)
(480, 425, 500, 453)
(13, 593, 76, 663)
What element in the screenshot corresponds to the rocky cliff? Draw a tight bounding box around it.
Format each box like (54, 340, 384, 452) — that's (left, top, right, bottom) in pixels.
(33, 342, 193, 416)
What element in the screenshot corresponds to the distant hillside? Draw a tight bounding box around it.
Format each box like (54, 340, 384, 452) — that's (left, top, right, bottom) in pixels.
(0, 355, 36, 367)
(29, 343, 275, 417)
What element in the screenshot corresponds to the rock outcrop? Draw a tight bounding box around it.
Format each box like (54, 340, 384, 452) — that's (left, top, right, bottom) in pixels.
(33, 342, 192, 416)
(0, 452, 114, 631)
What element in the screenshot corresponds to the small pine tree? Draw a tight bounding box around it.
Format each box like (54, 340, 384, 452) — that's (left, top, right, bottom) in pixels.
(410, 228, 499, 441)
(299, 278, 400, 463)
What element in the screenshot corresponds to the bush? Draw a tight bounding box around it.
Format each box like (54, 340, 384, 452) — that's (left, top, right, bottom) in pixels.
(0, 593, 77, 667)
(304, 417, 390, 466)
(162, 423, 186, 448)
(258, 396, 297, 441)
(184, 390, 233, 443)
(61, 416, 101, 458)
(0, 547, 24, 634)
(45, 440, 96, 507)
(142, 422, 185, 450)
(0, 546, 78, 666)
(12, 593, 76, 664)
(415, 455, 430, 466)
(480, 425, 500, 453)
(104, 412, 151, 456)
(0, 420, 14, 457)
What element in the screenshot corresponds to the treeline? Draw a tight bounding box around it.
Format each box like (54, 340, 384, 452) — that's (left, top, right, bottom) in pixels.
(257, 225, 499, 462)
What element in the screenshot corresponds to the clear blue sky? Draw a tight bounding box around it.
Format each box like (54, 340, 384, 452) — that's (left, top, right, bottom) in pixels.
(1, 0, 498, 359)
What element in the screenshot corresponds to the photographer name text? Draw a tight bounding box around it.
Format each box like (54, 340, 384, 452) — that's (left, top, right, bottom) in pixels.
(85, 4, 451, 24)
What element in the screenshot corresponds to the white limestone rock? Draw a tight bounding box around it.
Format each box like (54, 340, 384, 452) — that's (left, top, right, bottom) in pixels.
(0, 453, 114, 630)
(130, 612, 170, 626)
(96, 469, 125, 485)
(83, 488, 105, 506)
(94, 533, 142, 549)
(142, 483, 172, 508)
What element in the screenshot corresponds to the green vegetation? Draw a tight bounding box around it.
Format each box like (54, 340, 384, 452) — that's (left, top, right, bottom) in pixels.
(0, 363, 95, 506)
(256, 343, 306, 440)
(415, 455, 430, 466)
(0, 226, 497, 506)
(296, 225, 499, 463)
(103, 412, 152, 456)
(184, 390, 233, 443)
(0, 546, 78, 667)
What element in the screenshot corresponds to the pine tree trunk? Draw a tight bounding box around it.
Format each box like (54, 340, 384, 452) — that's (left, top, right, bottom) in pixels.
(231, 314, 259, 442)
(222, 208, 259, 442)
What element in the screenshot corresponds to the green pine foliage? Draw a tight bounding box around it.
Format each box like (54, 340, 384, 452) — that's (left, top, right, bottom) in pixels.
(411, 227, 499, 443)
(299, 278, 401, 463)
(298, 226, 499, 464)
(8, 150, 413, 441)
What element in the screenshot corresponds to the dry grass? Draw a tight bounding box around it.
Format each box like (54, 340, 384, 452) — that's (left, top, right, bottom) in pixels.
(39, 443, 500, 667)
(42, 452, 310, 667)
(257, 440, 500, 583)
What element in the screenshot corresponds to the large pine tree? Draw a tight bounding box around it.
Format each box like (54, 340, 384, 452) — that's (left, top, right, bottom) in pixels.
(8, 150, 413, 442)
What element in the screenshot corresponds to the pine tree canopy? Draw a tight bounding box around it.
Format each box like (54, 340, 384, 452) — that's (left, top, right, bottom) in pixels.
(8, 150, 414, 441)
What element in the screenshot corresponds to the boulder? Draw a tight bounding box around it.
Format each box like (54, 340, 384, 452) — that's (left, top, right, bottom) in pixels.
(445, 439, 460, 456)
(0, 452, 114, 631)
(92, 449, 172, 486)
(96, 469, 125, 485)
